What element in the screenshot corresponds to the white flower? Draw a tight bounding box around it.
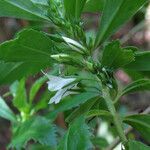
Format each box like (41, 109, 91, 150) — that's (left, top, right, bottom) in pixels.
(47, 75, 75, 91)
(49, 84, 78, 104)
(45, 73, 77, 104)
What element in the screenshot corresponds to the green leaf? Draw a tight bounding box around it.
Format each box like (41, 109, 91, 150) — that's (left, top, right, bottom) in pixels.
(48, 92, 100, 120)
(34, 90, 52, 112)
(13, 79, 28, 112)
(84, 0, 105, 13)
(10, 116, 56, 149)
(9, 81, 19, 97)
(101, 41, 134, 70)
(87, 110, 112, 118)
(29, 76, 47, 103)
(58, 116, 92, 150)
(78, 71, 100, 90)
(0, 96, 16, 122)
(95, 0, 148, 47)
(66, 97, 98, 123)
(91, 137, 109, 149)
(62, 36, 85, 54)
(0, 0, 50, 21)
(34, 69, 60, 112)
(28, 144, 53, 150)
(31, 0, 49, 6)
(128, 140, 150, 150)
(121, 79, 150, 96)
(0, 29, 53, 63)
(125, 51, 150, 71)
(142, 71, 150, 78)
(123, 114, 150, 141)
(124, 70, 149, 81)
(0, 29, 54, 85)
(30, 0, 50, 16)
(64, 0, 87, 21)
(0, 61, 49, 85)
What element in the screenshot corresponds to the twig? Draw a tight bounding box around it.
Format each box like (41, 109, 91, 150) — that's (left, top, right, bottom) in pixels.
(2, 92, 12, 98)
(106, 106, 150, 150)
(103, 88, 127, 148)
(120, 21, 145, 44)
(142, 106, 150, 114)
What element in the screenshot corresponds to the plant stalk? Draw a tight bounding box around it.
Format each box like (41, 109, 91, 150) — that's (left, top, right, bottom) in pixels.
(106, 106, 150, 150)
(102, 88, 127, 147)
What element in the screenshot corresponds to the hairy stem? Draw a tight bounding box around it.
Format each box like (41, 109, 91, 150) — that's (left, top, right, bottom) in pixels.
(106, 127, 132, 150)
(102, 88, 127, 147)
(106, 106, 150, 150)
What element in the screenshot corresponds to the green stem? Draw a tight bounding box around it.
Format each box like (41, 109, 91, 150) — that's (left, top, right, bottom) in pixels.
(3, 92, 12, 98)
(113, 94, 121, 104)
(102, 88, 127, 147)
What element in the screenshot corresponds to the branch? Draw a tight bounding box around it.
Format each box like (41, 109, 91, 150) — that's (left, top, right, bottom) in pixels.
(120, 21, 145, 44)
(106, 106, 150, 150)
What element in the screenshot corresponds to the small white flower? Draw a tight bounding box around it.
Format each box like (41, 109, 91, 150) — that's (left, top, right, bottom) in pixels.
(44, 72, 77, 104)
(49, 84, 78, 104)
(47, 75, 75, 91)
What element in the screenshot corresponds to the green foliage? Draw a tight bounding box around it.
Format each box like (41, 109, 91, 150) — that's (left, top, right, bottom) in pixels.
(95, 0, 148, 47)
(13, 78, 28, 112)
(128, 140, 150, 150)
(58, 116, 92, 150)
(84, 0, 105, 13)
(10, 116, 56, 149)
(31, 0, 49, 6)
(64, 0, 87, 21)
(124, 114, 150, 141)
(87, 110, 112, 118)
(0, 0, 149, 149)
(0, 96, 16, 122)
(48, 92, 100, 119)
(101, 40, 134, 70)
(66, 97, 98, 123)
(0, 0, 49, 21)
(0, 29, 53, 63)
(0, 61, 48, 85)
(29, 76, 47, 103)
(121, 79, 150, 96)
(126, 51, 150, 71)
(0, 29, 54, 84)
(91, 137, 109, 149)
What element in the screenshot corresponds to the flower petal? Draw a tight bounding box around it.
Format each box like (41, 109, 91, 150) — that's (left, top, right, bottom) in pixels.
(49, 84, 78, 104)
(47, 75, 75, 91)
